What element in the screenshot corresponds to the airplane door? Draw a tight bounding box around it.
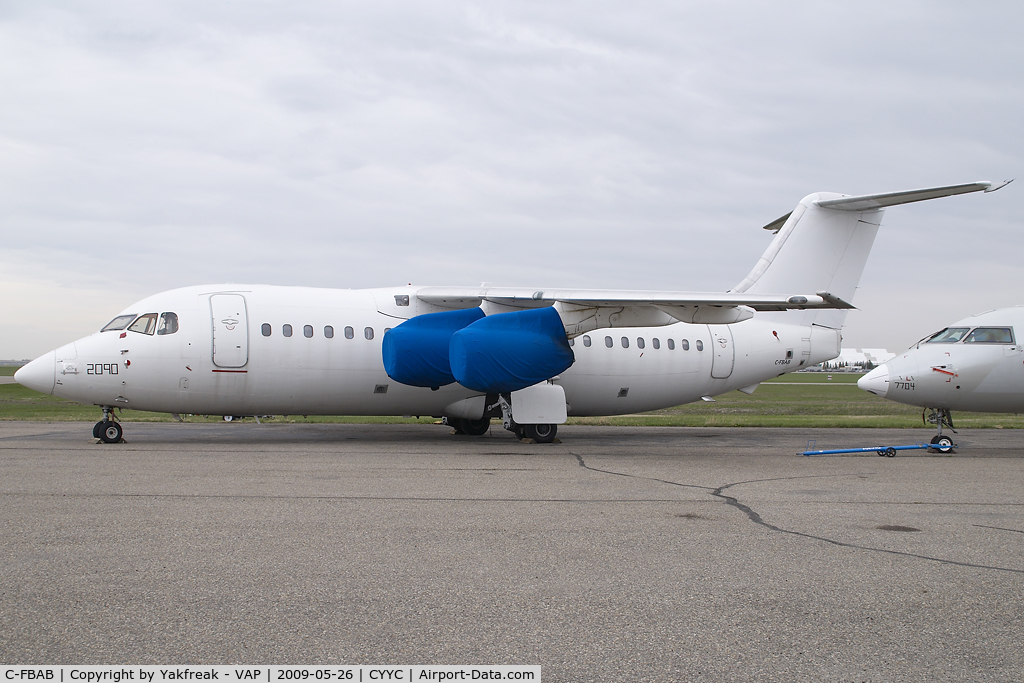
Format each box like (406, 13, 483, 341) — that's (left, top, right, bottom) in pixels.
(708, 324, 735, 379)
(210, 294, 249, 368)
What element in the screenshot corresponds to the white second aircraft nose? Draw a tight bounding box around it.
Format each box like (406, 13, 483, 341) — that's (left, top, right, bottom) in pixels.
(858, 364, 890, 398)
(14, 351, 56, 394)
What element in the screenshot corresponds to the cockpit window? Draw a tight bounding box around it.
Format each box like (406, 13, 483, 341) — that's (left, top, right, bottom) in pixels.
(101, 314, 137, 332)
(964, 327, 1015, 344)
(925, 327, 970, 343)
(157, 312, 179, 335)
(128, 313, 159, 335)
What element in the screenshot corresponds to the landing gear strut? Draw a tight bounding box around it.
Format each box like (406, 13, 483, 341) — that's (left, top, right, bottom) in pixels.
(496, 394, 557, 444)
(925, 407, 955, 453)
(93, 406, 123, 444)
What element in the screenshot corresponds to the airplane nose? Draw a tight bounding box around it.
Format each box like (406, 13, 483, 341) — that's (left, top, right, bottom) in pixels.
(14, 351, 56, 395)
(858, 364, 889, 398)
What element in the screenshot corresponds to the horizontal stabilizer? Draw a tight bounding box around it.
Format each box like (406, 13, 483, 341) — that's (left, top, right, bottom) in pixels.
(814, 180, 1009, 211)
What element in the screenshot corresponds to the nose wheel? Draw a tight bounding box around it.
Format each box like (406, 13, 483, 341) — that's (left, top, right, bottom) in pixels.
(93, 406, 124, 443)
(95, 420, 123, 443)
(925, 408, 956, 453)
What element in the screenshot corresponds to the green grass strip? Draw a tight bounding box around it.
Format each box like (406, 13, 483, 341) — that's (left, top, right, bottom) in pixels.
(2, 370, 1021, 428)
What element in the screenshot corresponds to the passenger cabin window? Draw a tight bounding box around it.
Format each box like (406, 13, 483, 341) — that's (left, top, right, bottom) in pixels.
(324, 325, 334, 339)
(652, 338, 660, 349)
(304, 325, 313, 338)
(261, 323, 272, 337)
(637, 337, 645, 349)
(364, 327, 374, 340)
(681, 339, 689, 350)
(667, 339, 675, 350)
(283, 324, 293, 338)
(129, 313, 158, 335)
(696, 340, 703, 351)
(568, 338, 574, 347)
(157, 312, 178, 335)
(605, 336, 613, 348)
(583, 335, 592, 347)
(345, 326, 354, 339)
(926, 327, 970, 343)
(964, 327, 1015, 344)
(621, 337, 629, 349)
(102, 314, 137, 332)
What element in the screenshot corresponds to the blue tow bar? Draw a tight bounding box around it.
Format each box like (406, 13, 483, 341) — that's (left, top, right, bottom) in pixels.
(802, 442, 955, 457)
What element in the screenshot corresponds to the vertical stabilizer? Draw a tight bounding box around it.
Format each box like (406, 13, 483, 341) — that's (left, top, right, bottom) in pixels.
(734, 195, 882, 329)
(734, 181, 1002, 329)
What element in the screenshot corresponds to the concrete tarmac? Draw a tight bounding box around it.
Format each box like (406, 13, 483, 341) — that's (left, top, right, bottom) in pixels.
(1, 421, 1022, 681)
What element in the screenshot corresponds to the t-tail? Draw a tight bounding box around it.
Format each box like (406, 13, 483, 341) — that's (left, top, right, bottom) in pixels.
(732, 180, 1011, 329)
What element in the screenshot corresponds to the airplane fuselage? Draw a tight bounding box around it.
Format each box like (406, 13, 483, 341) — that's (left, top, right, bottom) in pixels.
(858, 307, 1024, 413)
(30, 284, 839, 418)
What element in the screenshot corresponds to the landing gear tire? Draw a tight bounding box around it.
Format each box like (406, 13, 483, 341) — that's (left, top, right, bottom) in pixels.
(930, 435, 954, 453)
(523, 424, 557, 444)
(459, 418, 491, 436)
(93, 421, 103, 439)
(98, 420, 122, 444)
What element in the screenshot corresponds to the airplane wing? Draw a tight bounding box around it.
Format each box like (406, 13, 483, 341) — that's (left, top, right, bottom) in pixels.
(416, 286, 849, 310)
(415, 286, 852, 331)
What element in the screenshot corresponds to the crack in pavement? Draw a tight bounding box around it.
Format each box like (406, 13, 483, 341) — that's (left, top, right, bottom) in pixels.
(572, 452, 1024, 575)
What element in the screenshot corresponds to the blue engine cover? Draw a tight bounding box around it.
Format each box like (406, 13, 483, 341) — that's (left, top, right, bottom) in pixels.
(382, 307, 485, 387)
(450, 307, 575, 393)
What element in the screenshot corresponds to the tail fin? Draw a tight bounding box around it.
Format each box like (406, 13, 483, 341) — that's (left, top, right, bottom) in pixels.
(733, 181, 1006, 329)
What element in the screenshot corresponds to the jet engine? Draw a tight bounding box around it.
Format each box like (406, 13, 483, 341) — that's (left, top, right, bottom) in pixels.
(382, 307, 485, 387)
(450, 307, 575, 393)
(384, 306, 575, 394)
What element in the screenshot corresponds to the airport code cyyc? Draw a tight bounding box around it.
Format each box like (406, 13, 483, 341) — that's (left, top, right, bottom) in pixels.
(1, 668, 539, 683)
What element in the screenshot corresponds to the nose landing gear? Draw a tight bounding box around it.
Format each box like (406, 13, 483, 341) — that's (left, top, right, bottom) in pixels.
(93, 406, 124, 444)
(925, 408, 956, 453)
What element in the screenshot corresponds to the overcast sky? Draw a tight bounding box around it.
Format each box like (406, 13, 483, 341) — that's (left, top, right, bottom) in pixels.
(2, 1, 1022, 359)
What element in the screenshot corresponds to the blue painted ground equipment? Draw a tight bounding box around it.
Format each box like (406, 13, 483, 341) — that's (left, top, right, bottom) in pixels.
(803, 440, 956, 457)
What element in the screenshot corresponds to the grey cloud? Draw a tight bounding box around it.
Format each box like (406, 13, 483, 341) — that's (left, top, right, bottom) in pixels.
(1, 1, 1022, 356)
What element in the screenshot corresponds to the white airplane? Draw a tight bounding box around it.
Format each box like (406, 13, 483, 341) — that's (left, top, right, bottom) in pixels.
(858, 305, 1024, 452)
(16, 180, 1009, 444)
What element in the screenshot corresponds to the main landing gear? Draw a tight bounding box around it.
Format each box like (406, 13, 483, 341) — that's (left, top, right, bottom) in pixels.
(925, 407, 956, 453)
(449, 417, 492, 436)
(92, 406, 124, 444)
(520, 423, 557, 443)
(445, 394, 559, 444)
